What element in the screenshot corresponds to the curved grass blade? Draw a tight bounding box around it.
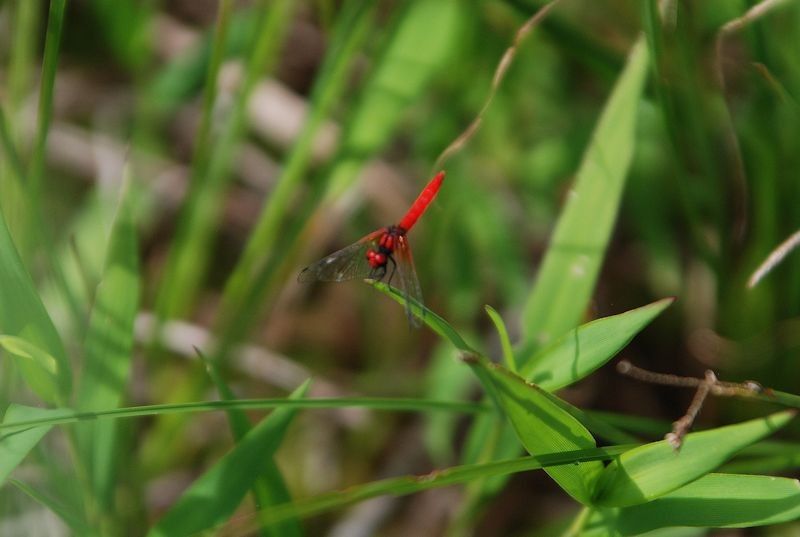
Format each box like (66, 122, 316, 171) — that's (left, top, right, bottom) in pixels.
(593, 410, 796, 507)
(521, 298, 675, 390)
(250, 445, 632, 529)
(485, 305, 517, 373)
(147, 381, 311, 537)
(370, 281, 476, 354)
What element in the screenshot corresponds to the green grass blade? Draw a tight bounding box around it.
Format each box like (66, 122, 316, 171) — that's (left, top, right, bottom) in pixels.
(28, 0, 66, 202)
(0, 397, 488, 432)
(255, 445, 633, 528)
(485, 305, 517, 373)
(370, 281, 477, 354)
(592, 473, 800, 535)
(155, 0, 295, 322)
(519, 37, 649, 355)
(75, 179, 140, 506)
(153, 0, 234, 320)
(463, 354, 603, 504)
(521, 297, 675, 390)
(0, 404, 73, 485)
(593, 411, 796, 507)
(0, 209, 70, 403)
(147, 381, 311, 537)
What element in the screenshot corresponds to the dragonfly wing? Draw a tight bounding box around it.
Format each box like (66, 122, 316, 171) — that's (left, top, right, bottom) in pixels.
(298, 230, 383, 283)
(394, 235, 424, 327)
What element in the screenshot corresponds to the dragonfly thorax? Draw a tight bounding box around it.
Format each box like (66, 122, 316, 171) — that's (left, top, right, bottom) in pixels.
(366, 226, 404, 269)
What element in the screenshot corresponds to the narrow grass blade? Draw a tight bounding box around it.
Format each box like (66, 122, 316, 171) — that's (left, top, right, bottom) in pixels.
(156, 0, 294, 320)
(485, 305, 517, 373)
(0, 405, 73, 485)
(0, 398, 488, 433)
(0, 210, 70, 403)
(521, 298, 675, 390)
(75, 179, 140, 506)
(519, 38, 649, 355)
(590, 473, 800, 535)
(153, 0, 234, 321)
(593, 411, 796, 507)
(27, 0, 67, 199)
(370, 281, 477, 354)
(254, 445, 632, 528)
(147, 381, 311, 537)
(463, 354, 603, 504)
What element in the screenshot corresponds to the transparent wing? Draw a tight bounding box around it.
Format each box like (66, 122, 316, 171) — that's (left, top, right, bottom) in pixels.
(394, 235, 424, 328)
(298, 229, 384, 283)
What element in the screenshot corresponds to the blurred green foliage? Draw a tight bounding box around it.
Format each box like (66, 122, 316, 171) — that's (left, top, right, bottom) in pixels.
(0, 0, 799, 535)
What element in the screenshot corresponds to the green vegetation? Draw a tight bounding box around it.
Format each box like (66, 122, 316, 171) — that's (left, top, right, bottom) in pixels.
(1, 0, 799, 535)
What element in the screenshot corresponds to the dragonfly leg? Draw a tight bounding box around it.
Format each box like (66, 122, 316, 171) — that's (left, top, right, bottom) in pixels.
(386, 255, 397, 287)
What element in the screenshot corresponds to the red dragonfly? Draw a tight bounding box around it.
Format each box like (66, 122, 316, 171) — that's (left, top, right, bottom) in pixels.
(298, 171, 445, 326)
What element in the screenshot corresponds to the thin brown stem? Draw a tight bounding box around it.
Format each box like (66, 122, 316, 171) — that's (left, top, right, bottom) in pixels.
(617, 360, 771, 449)
(432, 0, 562, 170)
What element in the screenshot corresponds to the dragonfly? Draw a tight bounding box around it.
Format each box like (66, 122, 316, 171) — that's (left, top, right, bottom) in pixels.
(298, 171, 445, 326)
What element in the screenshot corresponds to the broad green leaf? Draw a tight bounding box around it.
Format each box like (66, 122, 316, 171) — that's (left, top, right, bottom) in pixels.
(75, 184, 140, 506)
(0, 211, 70, 403)
(456, 35, 652, 519)
(258, 446, 631, 528)
(520, 37, 650, 356)
(521, 298, 674, 390)
(464, 355, 603, 504)
(0, 405, 72, 485)
(588, 473, 800, 535)
(147, 381, 311, 537)
(593, 411, 795, 507)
